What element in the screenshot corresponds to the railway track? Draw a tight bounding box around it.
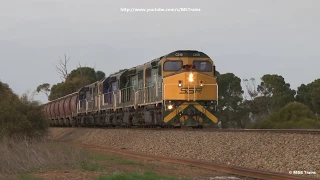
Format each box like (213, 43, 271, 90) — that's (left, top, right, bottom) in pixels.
(64, 142, 318, 180)
(51, 126, 320, 134)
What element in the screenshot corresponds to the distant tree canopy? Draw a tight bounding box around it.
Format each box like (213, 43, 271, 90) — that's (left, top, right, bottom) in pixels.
(37, 67, 105, 101)
(257, 74, 296, 113)
(296, 79, 320, 114)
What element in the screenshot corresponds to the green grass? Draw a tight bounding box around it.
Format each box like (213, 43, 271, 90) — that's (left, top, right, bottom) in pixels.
(95, 171, 186, 180)
(88, 153, 144, 166)
(167, 166, 178, 170)
(80, 161, 105, 171)
(18, 174, 44, 180)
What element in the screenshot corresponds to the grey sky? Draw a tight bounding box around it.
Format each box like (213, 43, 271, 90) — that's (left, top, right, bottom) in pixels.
(0, 0, 319, 103)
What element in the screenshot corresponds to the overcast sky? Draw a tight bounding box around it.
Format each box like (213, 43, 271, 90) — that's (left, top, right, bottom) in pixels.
(0, 0, 319, 103)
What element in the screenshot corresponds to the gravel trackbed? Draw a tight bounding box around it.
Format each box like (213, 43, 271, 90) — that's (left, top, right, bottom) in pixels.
(48, 128, 320, 178)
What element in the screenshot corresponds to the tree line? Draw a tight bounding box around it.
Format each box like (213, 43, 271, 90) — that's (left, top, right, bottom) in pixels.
(33, 55, 320, 129)
(217, 73, 320, 129)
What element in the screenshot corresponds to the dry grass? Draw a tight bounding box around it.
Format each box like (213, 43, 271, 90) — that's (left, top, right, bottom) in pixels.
(0, 136, 89, 176)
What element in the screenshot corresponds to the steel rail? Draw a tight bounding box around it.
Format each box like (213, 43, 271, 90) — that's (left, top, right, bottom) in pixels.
(50, 127, 320, 134)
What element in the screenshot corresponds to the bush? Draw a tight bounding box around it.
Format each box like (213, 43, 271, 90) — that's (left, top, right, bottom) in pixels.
(255, 102, 320, 129)
(266, 102, 315, 122)
(255, 120, 275, 129)
(0, 81, 49, 138)
(273, 118, 320, 129)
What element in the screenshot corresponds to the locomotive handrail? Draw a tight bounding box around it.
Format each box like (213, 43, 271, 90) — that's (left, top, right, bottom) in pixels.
(188, 83, 190, 101)
(86, 100, 88, 114)
(118, 89, 121, 104)
(134, 91, 139, 109)
(113, 92, 116, 111)
(155, 79, 158, 97)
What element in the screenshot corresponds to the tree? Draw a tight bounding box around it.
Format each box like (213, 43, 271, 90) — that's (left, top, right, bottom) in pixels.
(296, 79, 320, 114)
(217, 73, 244, 128)
(67, 67, 105, 82)
(242, 75, 296, 125)
(242, 78, 269, 124)
(96, 70, 106, 81)
(48, 82, 65, 101)
(243, 78, 258, 100)
(36, 83, 51, 98)
(54, 54, 70, 81)
(257, 74, 295, 113)
(48, 67, 105, 101)
(37, 55, 106, 101)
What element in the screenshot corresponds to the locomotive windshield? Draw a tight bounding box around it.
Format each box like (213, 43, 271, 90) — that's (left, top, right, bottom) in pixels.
(193, 60, 212, 72)
(163, 60, 183, 71)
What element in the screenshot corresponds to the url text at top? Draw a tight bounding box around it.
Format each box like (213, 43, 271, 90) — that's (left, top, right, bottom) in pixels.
(120, 8, 201, 13)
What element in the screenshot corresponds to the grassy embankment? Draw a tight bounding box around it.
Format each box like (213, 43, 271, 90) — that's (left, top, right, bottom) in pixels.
(0, 139, 185, 180)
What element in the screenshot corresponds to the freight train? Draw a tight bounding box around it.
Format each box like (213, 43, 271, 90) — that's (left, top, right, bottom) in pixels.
(43, 50, 219, 128)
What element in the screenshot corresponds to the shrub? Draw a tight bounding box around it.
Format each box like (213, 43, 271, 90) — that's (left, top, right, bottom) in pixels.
(273, 118, 320, 129)
(0, 81, 49, 138)
(256, 102, 320, 129)
(266, 102, 315, 122)
(255, 120, 275, 129)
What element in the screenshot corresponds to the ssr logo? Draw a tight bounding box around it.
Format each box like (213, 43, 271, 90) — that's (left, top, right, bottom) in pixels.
(180, 88, 202, 94)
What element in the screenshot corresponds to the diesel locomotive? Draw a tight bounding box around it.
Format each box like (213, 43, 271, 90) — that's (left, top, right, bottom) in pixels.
(43, 50, 219, 128)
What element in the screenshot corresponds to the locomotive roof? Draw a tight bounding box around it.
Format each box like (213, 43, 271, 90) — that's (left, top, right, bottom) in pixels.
(164, 50, 209, 58)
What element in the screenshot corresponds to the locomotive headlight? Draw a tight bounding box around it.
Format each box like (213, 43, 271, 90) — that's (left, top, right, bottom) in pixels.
(200, 80, 204, 86)
(188, 73, 194, 82)
(168, 104, 173, 110)
(178, 80, 182, 87)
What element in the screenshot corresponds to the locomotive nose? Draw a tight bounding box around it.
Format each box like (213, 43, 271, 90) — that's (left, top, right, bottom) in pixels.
(163, 101, 218, 127)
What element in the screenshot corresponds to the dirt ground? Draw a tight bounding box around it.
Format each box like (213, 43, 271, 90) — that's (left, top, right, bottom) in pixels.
(30, 150, 248, 180)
